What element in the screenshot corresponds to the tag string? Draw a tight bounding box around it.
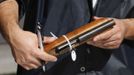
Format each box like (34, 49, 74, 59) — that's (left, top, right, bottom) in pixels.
(62, 35, 73, 51)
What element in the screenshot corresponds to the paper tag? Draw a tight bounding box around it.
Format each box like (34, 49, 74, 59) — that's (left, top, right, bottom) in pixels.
(42, 65, 46, 72)
(71, 50, 77, 61)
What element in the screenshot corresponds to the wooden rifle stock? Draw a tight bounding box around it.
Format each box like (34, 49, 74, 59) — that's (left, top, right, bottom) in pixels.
(44, 18, 115, 56)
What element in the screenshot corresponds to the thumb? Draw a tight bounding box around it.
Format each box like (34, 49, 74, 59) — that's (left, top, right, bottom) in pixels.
(43, 36, 57, 44)
(35, 49, 57, 62)
(93, 16, 102, 20)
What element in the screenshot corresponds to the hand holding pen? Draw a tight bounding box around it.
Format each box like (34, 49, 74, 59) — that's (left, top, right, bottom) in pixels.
(37, 23, 57, 72)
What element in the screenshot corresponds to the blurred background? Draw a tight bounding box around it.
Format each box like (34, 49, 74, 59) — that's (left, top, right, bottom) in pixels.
(0, 35, 17, 75)
(0, 16, 24, 75)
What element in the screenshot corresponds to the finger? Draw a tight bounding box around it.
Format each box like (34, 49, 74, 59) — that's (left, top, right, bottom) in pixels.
(93, 16, 102, 20)
(101, 32, 122, 45)
(19, 64, 31, 70)
(89, 41, 104, 48)
(22, 63, 39, 70)
(87, 38, 119, 49)
(103, 41, 120, 48)
(102, 45, 119, 49)
(19, 57, 41, 70)
(35, 49, 57, 62)
(87, 40, 95, 45)
(93, 29, 115, 42)
(43, 36, 57, 43)
(40, 51, 57, 62)
(87, 40, 102, 47)
(23, 66, 30, 70)
(28, 55, 42, 67)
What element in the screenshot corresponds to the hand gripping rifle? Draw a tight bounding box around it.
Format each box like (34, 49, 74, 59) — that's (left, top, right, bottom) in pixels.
(44, 18, 115, 57)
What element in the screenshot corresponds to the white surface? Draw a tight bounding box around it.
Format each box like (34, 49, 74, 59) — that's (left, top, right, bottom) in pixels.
(0, 34, 6, 44)
(0, 44, 17, 74)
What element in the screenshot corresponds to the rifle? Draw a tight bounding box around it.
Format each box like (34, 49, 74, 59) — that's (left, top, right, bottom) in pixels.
(44, 18, 115, 56)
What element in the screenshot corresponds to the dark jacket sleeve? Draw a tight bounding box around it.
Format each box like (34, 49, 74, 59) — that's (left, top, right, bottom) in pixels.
(126, 7, 134, 18)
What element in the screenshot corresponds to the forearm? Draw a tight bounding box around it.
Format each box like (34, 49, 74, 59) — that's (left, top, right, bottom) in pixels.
(0, 0, 22, 44)
(123, 18, 134, 40)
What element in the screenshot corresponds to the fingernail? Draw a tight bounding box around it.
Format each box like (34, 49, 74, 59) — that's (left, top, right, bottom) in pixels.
(53, 57, 57, 62)
(25, 67, 30, 70)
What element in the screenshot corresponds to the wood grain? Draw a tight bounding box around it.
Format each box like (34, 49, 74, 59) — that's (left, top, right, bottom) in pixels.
(44, 18, 114, 56)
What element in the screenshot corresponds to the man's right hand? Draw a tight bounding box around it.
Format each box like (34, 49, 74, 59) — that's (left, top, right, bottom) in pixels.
(0, 0, 57, 70)
(10, 30, 57, 70)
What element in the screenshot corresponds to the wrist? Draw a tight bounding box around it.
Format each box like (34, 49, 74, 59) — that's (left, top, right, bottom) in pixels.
(5, 22, 23, 45)
(121, 19, 128, 39)
(122, 19, 134, 40)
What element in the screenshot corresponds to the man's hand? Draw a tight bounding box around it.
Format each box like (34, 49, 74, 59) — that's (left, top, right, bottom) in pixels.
(10, 30, 57, 70)
(87, 18, 127, 49)
(0, 0, 57, 70)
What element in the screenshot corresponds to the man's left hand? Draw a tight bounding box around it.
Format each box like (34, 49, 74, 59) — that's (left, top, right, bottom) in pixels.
(87, 18, 127, 49)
